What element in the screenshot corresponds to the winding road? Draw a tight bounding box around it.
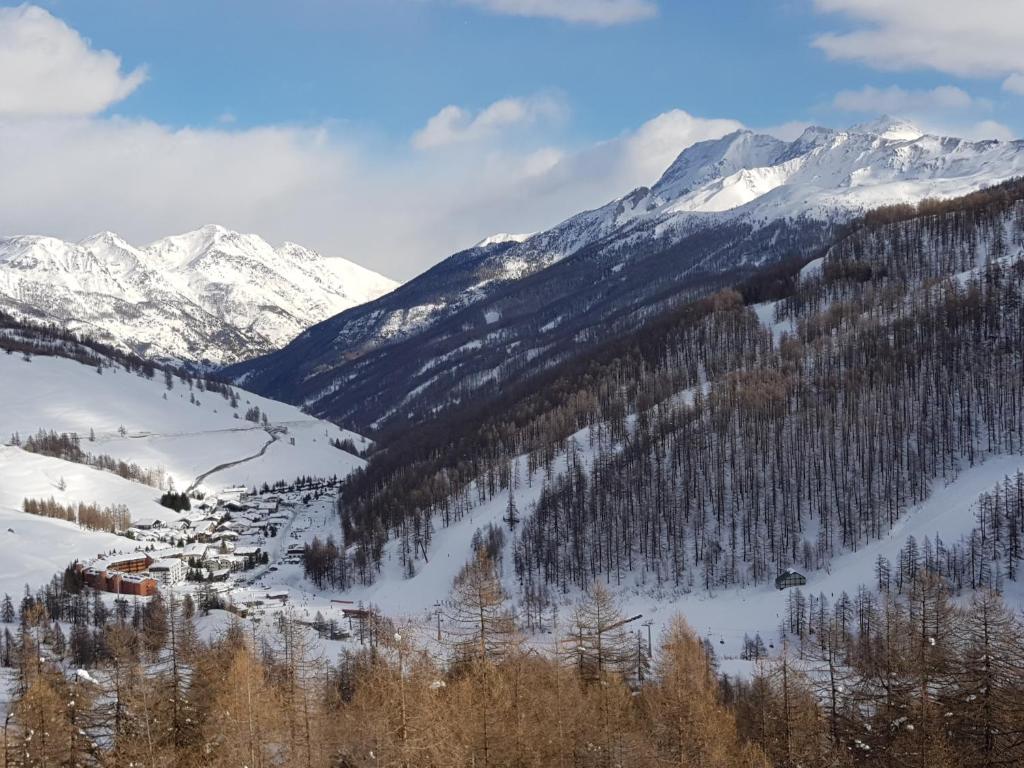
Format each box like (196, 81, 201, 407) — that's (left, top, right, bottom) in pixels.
(186, 427, 281, 493)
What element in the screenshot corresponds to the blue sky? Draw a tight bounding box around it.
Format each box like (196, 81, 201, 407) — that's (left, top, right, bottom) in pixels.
(35, 0, 1024, 138)
(2, 0, 1023, 278)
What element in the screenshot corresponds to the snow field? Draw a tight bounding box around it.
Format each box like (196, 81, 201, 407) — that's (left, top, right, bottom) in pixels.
(0, 352, 366, 493)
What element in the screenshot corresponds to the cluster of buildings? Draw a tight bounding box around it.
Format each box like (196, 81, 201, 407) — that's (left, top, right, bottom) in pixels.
(79, 488, 287, 595)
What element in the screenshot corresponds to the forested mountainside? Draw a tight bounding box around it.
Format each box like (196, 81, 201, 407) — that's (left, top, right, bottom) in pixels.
(228, 121, 1024, 432)
(329, 179, 1024, 595)
(230, 215, 836, 431)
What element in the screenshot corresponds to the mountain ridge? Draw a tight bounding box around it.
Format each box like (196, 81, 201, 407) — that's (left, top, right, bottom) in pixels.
(228, 118, 1024, 430)
(0, 225, 398, 365)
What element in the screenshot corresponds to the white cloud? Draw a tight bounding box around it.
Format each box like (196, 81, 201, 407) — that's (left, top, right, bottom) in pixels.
(833, 85, 981, 113)
(0, 8, 741, 282)
(0, 108, 740, 281)
(601, 110, 743, 185)
(963, 120, 1016, 142)
(0, 5, 145, 116)
(1004, 73, 1024, 95)
(829, 84, 1013, 141)
(812, 1, 1024, 78)
(412, 94, 567, 149)
(454, 0, 657, 25)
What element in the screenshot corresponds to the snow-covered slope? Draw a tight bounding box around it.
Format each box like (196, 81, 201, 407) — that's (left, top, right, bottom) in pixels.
(0, 225, 398, 365)
(389, 115, 1024, 319)
(0, 352, 367, 494)
(308, 443, 1024, 661)
(0, 345, 371, 594)
(474, 232, 534, 249)
(499, 115, 1024, 275)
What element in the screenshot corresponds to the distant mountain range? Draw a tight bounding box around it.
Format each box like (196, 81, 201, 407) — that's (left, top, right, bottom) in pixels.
(0, 224, 397, 365)
(227, 117, 1024, 430)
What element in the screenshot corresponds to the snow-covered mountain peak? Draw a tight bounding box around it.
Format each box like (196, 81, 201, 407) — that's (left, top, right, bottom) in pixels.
(789, 124, 842, 149)
(278, 241, 317, 257)
(425, 118, 1024, 310)
(852, 115, 923, 142)
(77, 231, 146, 267)
(474, 232, 535, 249)
(148, 225, 270, 268)
(228, 118, 1024, 431)
(417, 118, 1024, 298)
(80, 230, 133, 247)
(0, 226, 398, 364)
(638, 118, 1024, 227)
(651, 129, 788, 201)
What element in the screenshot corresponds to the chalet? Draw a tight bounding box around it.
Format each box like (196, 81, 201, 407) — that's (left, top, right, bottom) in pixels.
(181, 511, 209, 524)
(220, 486, 248, 501)
(148, 547, 184, 561)
(132, 518, 163, 530)
(189, 520, 217, 540)
(205, 552, 236, 571)
(208, 568, 231, 582)
(183, 543, 211, 563)
(775, 570, 807, 590)
(257, 499, 280, 515)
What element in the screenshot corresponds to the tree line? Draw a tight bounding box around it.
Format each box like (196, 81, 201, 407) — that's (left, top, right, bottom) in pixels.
(7, 548, 1024, 766)
(730, 572, 1024, 768)
(21, 497, 132, 533)
(0, 307, 241, 399)
(1, 551, 767, 768)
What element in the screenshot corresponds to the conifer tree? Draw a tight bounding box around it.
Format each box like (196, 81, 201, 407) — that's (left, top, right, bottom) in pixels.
(565, 582, 634, 683)
(644, 617, 769, 768)
(445, 549, 519, 666)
